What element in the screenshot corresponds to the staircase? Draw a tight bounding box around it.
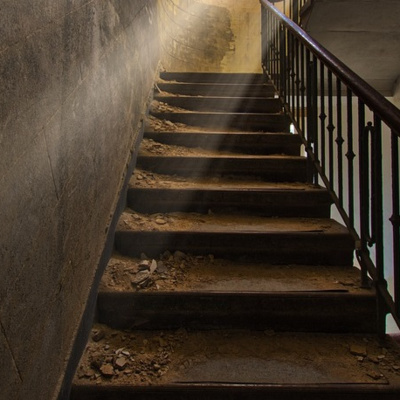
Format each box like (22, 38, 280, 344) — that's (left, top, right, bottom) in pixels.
(71, 72, 400, 399)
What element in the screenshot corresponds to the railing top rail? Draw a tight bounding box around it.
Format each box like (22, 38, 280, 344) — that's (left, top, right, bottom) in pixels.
(261, 0, 400, 136)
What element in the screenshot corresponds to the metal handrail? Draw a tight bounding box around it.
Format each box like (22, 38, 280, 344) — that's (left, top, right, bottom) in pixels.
(262, 0, 400, 135)
(261, 0, 400, 334)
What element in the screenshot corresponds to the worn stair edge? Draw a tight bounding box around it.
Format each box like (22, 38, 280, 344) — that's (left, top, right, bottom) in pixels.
(71, 383, 400, 400)
(154, 96, 283, 113)
(160, 72, 267, 84)
(136, 156, 307, 182)
(97, 291, 377, 333)
(143, 131, 301, 155)
(156, 83, 276, 97)
(114, 230, 354, 266)
(150, 112, 289, 132)
(127, 187, 332, 217)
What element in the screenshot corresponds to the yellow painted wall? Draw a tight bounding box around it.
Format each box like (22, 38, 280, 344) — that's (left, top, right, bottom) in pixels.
(159, 0, 262, 72)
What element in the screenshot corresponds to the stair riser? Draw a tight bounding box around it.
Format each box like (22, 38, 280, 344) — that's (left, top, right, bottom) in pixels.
(98, 292, 377, 333)
(114, 231, 354, 266)
(71, 385, 400, 400)
(157, 83, 276, 97)
(160, 72, 267, 84)
(144, 132, 301, 155)
(128, 189, 331, 217)
(137, 157, 307, 182)
(151, 112, 289, 132)
(154, 96, 282, 113)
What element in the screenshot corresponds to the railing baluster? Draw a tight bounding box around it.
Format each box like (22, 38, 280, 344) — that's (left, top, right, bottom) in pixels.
(391, 131, 400, 318)
(358, 100, 370, 288)
(295, 38, 300, 125)
(319, 62, 326, 175)
(346, 88, 355, 226)
(327, 70, 335, 189)
(300, 43, 306, 134)
(372, 115, 386, 335)
(336, 79, 344, 206)
(290, 34, 296, 114)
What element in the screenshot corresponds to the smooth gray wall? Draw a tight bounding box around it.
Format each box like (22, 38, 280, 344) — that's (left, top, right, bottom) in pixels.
(0, 1, 160, 398)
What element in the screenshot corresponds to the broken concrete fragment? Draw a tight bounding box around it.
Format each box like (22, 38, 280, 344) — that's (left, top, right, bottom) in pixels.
(92, 329, 105, 342)
(157, 261, 167, 273)
(138, 260, 151, 271)
(114, 357, 129, 371)
(100, 364, 114, 378)
(350, 344, 367, 357)
(131, 271, 151, 289)
(150, 259, 158, 273)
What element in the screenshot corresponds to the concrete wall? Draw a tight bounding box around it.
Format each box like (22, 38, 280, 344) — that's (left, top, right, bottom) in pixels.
(0, 1, 160, 399)
(159, 0, 262, 72)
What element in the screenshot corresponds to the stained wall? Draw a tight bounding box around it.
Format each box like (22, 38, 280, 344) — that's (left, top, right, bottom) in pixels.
(0, 1, 160, 398)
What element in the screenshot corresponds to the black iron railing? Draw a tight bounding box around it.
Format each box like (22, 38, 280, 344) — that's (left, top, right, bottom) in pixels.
(261, 0, 400, 335)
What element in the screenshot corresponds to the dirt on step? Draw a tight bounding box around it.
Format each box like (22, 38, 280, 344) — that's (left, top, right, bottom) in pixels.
(74, 325, 400, 387)
(101, 252, 368, 294)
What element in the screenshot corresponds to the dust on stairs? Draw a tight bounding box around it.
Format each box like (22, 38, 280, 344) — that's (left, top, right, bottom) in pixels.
(71, 72, 400, 399)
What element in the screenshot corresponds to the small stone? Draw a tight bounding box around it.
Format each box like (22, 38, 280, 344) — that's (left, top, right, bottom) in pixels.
(350, 344, 367, 357)
(131, 271, 151, 288)
(157, 261, 167, 273)
(121, 350, 131, 357)
(339, 280, 355, 287)
(153, 363, 161, 371)
(114, 357, 128, 371)
(393, 365, 400, 371)
(92, 329, 105, 342)
(367, 372, 384, 380)
(155, 218, 167, 225)
(138, 260, 151, 271)
(174, 250, 186, 261)
(100, 364, 114, 377)
(163, 250, 172, 259)
(377, 355, 386, 360)
(137, 174, 144, 180)
(104, 345, 110, 351)
(84, 370, 95, 378)
(150, 259, 158, 273)
(357, 356, 364, 362)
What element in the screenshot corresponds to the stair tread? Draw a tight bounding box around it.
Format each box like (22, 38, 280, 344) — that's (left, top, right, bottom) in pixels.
(101, 256, 367, 294)
(130, 169, 322, 191)
(159, 72, 267, 83)
(73, 326, 400, 388)
(118, 212, 349, 235)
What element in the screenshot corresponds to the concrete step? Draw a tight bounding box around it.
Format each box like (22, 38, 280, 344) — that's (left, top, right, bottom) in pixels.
(115, 212, 354, 265)
(160, 72, 267, 84)
(128, 176, 332, 217)
(150, 111, 289, 131)
(136, 154, 307, 182)
(153, 95, 283, 113)
(72, 326, 400, 399)
(156, 82, 276, 98)
(143, 131, 301, 155)
(98, 257, 375, 332)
